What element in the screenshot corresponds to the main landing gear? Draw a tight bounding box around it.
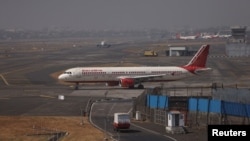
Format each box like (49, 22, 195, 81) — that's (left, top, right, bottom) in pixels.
(137, 84, 144, 89)
(129, 84, 144, 89)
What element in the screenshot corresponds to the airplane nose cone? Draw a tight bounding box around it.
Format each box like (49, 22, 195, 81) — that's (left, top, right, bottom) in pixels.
(58, 74, 65, 80)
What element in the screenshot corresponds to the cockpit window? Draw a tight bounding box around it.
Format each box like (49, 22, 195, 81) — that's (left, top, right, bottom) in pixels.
(63, 71, 72, 74)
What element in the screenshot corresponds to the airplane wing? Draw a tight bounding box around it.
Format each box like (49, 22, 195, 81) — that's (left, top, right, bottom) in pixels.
(117, 74, 166, 81)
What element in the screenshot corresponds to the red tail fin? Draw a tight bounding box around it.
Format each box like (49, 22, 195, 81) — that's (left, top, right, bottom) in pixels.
(181, 44, 210, 74)
(184, 44, 210, 67)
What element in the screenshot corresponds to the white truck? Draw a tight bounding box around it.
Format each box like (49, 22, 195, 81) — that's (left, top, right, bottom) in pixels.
(113, 113, 130, 131)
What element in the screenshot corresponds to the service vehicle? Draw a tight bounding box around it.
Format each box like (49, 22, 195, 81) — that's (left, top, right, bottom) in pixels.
(113, 113, 130, 131)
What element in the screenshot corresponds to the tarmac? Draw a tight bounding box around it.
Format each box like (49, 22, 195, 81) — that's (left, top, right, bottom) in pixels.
(1, 38, 250, 141)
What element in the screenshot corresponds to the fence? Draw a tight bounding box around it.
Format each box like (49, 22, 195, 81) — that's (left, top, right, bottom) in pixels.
(134, 92, 250, 127)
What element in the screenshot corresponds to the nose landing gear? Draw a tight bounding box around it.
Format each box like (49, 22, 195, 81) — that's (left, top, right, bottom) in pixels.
(74, 82, 79, 90)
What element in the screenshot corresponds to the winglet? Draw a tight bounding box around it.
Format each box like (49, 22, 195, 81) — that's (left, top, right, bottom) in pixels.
(182, 44, 211, 74)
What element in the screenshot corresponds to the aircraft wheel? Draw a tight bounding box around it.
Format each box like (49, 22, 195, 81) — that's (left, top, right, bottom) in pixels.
(138, 84, 144, 89)
(75, 83, 79, 90)
(113, 128, 118, 132)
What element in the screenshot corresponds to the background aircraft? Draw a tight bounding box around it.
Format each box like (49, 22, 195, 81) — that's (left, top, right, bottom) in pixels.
(58, 44, 211, 89)
(96, 40, 111, 48)
(175, 33, 199, 40)
(217, 33, 231, 38)
(200, 33, 218, 39)
(200, 32, 231, 39)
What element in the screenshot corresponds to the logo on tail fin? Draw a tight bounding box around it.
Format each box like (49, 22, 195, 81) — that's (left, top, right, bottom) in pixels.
(182, 44, 211, 74)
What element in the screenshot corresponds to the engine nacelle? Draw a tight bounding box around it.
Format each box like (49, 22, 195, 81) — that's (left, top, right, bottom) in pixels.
(106, 82, 119, 86)
(119, 78, 135, 88)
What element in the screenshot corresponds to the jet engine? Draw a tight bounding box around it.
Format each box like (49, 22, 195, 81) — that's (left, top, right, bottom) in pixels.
(119, 78, 135, 88)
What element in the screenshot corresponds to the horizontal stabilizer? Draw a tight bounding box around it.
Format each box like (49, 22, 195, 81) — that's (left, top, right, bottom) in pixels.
(194, 67, 212, 74)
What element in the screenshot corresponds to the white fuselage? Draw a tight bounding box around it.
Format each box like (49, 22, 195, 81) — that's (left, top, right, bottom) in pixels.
(180, 36, 196, 40)
(58, 66, 193, 83)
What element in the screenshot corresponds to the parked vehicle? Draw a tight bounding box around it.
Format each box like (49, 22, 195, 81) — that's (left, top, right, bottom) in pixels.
(113, 113, 130, 131)
(144, 50, 158, 56)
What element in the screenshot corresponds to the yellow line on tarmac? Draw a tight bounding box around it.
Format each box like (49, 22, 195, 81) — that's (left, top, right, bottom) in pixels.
(2, 67, 30, 75)
(39, 95, 56, 99)
(0, 74, 9, 86)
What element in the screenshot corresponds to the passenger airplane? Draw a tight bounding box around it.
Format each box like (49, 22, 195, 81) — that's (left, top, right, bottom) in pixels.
(200, 33, 218, 39)
(200, 32, 231, 39)
(175, 33, 199, 40)
(217, 33, 231, 38)
(58, 44, 212, 89)
(96, 40, 111, 48)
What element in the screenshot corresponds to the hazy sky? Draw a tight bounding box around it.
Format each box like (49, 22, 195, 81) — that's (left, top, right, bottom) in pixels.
(0, 0, 250, 30)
